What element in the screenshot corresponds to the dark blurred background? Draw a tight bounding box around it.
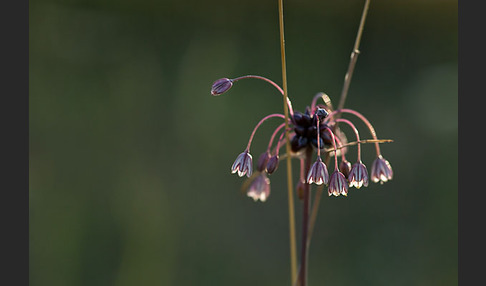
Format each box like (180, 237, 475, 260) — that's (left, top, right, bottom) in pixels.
(29, 0, 457, 285)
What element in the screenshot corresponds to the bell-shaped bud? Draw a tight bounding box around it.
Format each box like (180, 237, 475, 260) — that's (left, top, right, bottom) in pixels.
(211, 78, 233, 96)
(231, 151, 253, 177)
(266, 155, 279, 174)
(246, 173, 271, 202)
(348, 161, 369, 189)
(328, 171, 349, 197)
(370, 155, 393, 184)
(306, 157, 329, 185)
(257, 151, 271, 172)
(339, 160, 352, 178)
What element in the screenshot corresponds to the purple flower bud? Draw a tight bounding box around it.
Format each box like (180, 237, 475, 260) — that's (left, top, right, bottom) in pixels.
(306, 157, 329, 185)
(266, 155, 279, 174)
(296, 181, 306, 200)
(348, 161, 369, 189)
(231, 151, 253, 177)
(211, 78, 233, 96)
(328, 171, 349, 197)
(246, 173, 271, 202)
(339, 160, 352, 178)
(257, 151, 271, 172)
(370, 155, 393, 184)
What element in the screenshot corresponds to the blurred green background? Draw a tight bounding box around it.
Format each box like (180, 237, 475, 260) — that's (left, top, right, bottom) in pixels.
(29, 0, 457, 285)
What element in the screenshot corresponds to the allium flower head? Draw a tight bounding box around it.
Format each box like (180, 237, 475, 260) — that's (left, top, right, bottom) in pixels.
(328, 171, 349, 196)
(211, 78, 233, 96)
(370, 155, 393, 184)
(348, 161, 369, 189)
(291, 109, 329, 153)
(306, 157, 329, 185)
(247, 173, 271, 202)
(211, 73, 393, 201)
(231, 151, 253, 178)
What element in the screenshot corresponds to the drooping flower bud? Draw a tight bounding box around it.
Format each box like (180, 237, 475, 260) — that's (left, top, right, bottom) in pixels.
(370, 155, 393, 184)
(306, 157, 329, 185)
(266, 155, 279, 174)
(231, 151, 253, 177)
(348, 161, 369, 189)
(211, 78, 233, 96)
(339, 160, 352, 178)
(257, 151, 271, 172)
(328, 171, 349, 197)
(246, 173, 271, 202)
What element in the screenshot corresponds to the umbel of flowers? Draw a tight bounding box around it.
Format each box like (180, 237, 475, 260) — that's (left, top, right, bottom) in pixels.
(211, 75, 392, 202)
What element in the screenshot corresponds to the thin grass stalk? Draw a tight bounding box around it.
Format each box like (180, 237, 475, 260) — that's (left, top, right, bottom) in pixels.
(278, 0, 298, 283)
(337, 0, 370, 111)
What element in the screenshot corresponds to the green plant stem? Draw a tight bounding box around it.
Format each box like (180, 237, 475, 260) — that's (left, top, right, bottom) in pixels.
(337, 0, 370, 111)
(278, 0, 298, 283)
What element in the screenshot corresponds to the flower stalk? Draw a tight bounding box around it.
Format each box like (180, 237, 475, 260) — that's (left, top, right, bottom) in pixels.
(337, 0, 371, 111)
(300, 147, 313, 286)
